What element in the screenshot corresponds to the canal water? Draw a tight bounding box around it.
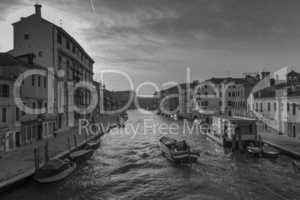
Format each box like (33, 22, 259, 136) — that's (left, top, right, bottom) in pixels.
(2, 110, 300, 200)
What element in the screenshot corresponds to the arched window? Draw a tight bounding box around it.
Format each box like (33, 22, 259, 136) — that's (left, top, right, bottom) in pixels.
(0, 84, 9, 97)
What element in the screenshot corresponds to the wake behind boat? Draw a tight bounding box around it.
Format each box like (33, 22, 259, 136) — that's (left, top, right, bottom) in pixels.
(159, 136, 199, 163)
(33, 159, 76, 184)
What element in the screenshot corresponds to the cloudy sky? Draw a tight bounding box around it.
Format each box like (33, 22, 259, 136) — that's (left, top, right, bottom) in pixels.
(0, 0, 300, 94)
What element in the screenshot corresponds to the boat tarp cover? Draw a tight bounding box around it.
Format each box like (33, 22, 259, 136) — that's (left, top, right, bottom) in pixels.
(160, 136, 177, 147)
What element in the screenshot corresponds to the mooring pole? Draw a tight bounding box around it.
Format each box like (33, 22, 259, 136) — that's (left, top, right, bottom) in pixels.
(73, 134, 77, 147)
(84, 131, 88, 142)
(67, 136, 71, 152)
(34, 147, 38, 170)
(44, 141, 49, 163)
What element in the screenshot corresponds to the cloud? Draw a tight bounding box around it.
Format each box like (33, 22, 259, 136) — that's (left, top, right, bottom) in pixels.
(1, 0, 300, 91)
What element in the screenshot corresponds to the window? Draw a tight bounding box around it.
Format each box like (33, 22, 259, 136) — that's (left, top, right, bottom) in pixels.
(38, 51, 43, 57)
(57, 34, 62, 44)
(58, 56, 62, 67)
(16, 107, 19, 121)
(0, 85, 9, 97)
(268, 103, 271, 112)
(32, 75, 35, 86)
(72, 46, 76, 54)
(287, 103, 290, 112)
(293, 103, 296, 115)
(32, 102, 36, 109)
(274, 103, 277, 112)
(38, 76, 41, 87)
(2, 108, 6, 122)
(44, 77, 47, 88)
(24, 34, 29, 40)
(260, 103, 263, 112)
(66, 40, 70, 49)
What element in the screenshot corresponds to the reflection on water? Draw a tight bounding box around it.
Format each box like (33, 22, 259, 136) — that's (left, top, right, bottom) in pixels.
(2, 110, 300, 200)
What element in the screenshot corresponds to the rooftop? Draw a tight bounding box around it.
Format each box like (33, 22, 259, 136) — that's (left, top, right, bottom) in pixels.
(13, 4, 94, 63)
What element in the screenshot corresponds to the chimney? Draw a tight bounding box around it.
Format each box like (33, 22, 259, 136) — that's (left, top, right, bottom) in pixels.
(34, 4, 42, 17)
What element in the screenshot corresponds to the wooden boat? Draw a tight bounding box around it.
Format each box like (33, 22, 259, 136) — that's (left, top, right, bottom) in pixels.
(69, 150, 94, 163)
(247, 146, 262, 157)
(159, 136, 199, 163)
(86, 140, 100, 150)
(262, 147, 280, 158)
(293, 161, 300, 172)
(33, 159, 76, 184)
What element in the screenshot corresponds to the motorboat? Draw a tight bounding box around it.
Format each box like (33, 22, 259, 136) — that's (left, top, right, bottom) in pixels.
(86, 140, 100, 150)
(262, 146, 280, 158)
(69, 149, 94, 163)
(247, 146, 262, 157)
(293, 161, 300, 172)
(159, 136, 199, 163)
(33, 159, 76, 184)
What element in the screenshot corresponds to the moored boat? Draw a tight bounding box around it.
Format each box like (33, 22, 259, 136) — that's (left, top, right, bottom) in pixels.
(262, 146, 280, 159)
(33, 159, 76, 184)
(86, 140, 100, 150)
(69, 150, 94, 163)
(159, 136, 199, 163)
(247, 146, 262, 157)
(293, 161, 300, 172)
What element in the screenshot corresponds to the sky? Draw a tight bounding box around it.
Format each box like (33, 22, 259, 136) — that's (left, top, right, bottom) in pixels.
(0, 0, 300, 95)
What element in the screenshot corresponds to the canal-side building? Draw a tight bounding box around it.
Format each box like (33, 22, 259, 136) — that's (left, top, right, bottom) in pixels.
(251, 70, 300, 139)
(193, 78, 228, 116)
(9, 4, 94, 129)
(157, 86, 179, 115)
(193, 76, 259, 118)
(157, 82, 197, 118)
(92, 81, 102, 123)
(0, 53, 56, 153)
(225, 76, 259, 117)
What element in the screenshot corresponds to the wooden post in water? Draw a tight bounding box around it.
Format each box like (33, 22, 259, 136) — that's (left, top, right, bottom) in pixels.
(259, 135, 263, 148)
(73, 134, 77, 147)
(84, 131, 88, 142)
(34, 147, 39, 170)
(44, 141, 49, 163)
(67, 136, 71, 152)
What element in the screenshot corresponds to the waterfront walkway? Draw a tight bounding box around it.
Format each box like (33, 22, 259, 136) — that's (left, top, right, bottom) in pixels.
(260, 131, 300, 158)
(0, 114, 118, 190)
